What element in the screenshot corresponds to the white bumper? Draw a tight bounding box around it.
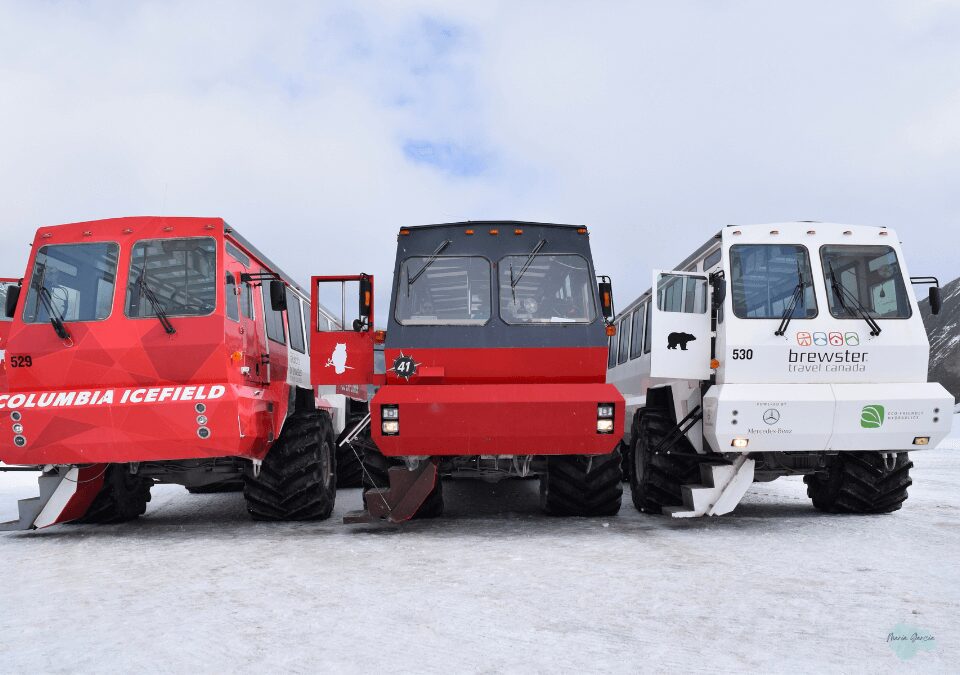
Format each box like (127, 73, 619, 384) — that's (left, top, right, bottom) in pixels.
(703, 382, 954, 452)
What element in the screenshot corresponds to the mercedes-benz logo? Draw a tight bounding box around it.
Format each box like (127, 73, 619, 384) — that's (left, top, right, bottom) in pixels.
(763, 409, 781, 425)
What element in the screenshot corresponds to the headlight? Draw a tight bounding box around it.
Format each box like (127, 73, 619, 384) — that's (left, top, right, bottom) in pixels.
(597, 404, 615, 419)
(731, 438, 749, 448)
(597, 419, 614, 434)
(382, 420, 400, 435)
(381, 406, 399, 420)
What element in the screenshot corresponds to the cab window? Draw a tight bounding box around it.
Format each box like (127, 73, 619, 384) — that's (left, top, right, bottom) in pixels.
(126, 237, 217, 319)
(287, 289, 306, 354)
(261, 284, 286, 344)
(225, 273, 239, 322)
(820, 245, 911, 319)
(24, 242, 119, 323)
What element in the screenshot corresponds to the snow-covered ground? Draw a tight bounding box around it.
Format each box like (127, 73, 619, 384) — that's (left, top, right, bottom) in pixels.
(1, 428, 958, 673)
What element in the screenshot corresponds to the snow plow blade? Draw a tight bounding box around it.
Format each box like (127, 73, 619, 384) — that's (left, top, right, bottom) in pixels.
(0, 466, 105, 531)
(344, 459, 439, 525)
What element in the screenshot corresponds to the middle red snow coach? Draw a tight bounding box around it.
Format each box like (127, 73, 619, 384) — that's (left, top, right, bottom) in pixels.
(0, 217, 340, 530)
(312, 221, 625, 523)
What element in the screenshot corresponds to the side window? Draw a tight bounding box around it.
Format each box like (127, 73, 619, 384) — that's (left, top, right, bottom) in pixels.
(607, 333, 618, 369)
(643, 302, 652, 354)
(630, 307, 644, 359)
(703, 248, 722, 270)
(261, 284, 286, 344)
(225, 272, 239, 322)
(240, 280, 254, 319)
(617, 316, 630, 365)
(657, 274, 707, 314)
(287, 289, 306, 354)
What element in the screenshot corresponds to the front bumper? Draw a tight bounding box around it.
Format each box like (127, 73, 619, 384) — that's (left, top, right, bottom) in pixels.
(371, 383, 624, 457)
(703, 382, 953, 453)
(0, 383, 277, 465)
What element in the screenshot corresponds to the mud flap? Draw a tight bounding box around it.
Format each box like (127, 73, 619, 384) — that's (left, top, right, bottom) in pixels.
(344, 459, 439, 525)
(0, 465, 106, 531)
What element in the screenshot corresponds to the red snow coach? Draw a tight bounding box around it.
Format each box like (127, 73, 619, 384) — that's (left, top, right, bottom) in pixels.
(0, 217, 338, 530)
(312, 222, 625, 523)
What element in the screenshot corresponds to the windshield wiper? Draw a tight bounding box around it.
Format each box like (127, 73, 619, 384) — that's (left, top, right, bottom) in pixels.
(828, 264, 881, 336)
(31, 262, 71, 340)
(774, 261, 807, 336)
(37, 286, 71, 340)
(138, 270, 176, 334)
(407, 240, 452, 292)
(510, 238, 548, 292)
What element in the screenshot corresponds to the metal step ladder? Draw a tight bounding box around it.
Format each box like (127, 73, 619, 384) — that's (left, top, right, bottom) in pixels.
(1, 468, 78, 531)
(663, 454, 755, 518)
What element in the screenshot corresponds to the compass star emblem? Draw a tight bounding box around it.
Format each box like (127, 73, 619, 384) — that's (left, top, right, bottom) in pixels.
(389, 352, 421, 380)
(763, 409, 781, 425)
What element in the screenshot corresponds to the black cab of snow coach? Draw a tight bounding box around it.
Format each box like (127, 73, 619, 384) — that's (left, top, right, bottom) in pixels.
(382, 222, 614, 383)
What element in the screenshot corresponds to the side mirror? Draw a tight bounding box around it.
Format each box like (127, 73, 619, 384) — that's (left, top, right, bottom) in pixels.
(4, 285, 20, 319)
(269, 279, 287, 312)
(711, 274, 727, 309)
(929, 286, 942, 316)
(597, 278, 614, 321)
(359, 274, 373, 321)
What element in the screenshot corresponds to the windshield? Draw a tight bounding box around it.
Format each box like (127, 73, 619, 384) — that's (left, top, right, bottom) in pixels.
(125, 237, 217, 318)
(23, 243, 119, 323)
(730, 244, 817, 319)
(396, 256, 491, 325)
(821, 245, 911, 319)
(499, 254, 596, 324)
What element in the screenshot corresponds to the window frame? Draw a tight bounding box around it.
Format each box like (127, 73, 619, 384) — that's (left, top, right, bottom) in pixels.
(729, 243, 819, 321)
(0, 282, 18, 323)
(224, 272, 239, 322)
(287, 288, 307, 354)
(703, 247, 722, 271)
(261, 282, 287, 345)
(395, 254, 494, 327)
(607, 332, 618, 369)
(629, 306, 644, 359)
(617, 314, 631, 365)
(498, 252, 599, 326)
(124, 236, 219, 321)
(23, 241, 121, 325)
(819, 244, 912, 321)
(657, 273, 709, 315)
(643, 301, 652, 354)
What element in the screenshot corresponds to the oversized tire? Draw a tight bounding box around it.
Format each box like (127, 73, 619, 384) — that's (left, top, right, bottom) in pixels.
(539, 448, 623, 517)
(804, 451, 912, 514)
(629, 407, 701, 514)
(186, 479, 244, 494)
(243, 410, 337, 521)
(75, 464, 153, 524)
(362, 445, 443, 519)
(335, 416, 368, 489)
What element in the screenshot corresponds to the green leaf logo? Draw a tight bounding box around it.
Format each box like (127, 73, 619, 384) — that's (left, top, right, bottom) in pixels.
(861, 404, 885, 429)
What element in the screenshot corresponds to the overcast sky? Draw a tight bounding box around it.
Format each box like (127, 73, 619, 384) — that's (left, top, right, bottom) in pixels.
(1, 1, 958, 315)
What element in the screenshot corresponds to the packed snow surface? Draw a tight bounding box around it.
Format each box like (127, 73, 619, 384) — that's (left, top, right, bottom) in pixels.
(2, 429, 958, 673)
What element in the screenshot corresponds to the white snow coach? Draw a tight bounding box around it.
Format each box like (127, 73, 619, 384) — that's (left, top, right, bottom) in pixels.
(607, 222, 953, 517)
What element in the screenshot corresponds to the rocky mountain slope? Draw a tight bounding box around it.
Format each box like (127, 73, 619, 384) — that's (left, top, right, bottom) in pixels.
(920, 276, 960, 404)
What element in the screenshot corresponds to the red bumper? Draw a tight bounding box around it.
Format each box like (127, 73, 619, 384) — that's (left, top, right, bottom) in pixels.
(0, 383, 277, 465)
(371, 383, 624, 456)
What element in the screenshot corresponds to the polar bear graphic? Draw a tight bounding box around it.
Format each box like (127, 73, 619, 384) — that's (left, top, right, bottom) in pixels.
(667, 332, 697, 350)
(326, 343, 351, 374)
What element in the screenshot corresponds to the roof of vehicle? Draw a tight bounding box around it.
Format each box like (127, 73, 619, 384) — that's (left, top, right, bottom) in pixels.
(400, 221, 586, 232)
